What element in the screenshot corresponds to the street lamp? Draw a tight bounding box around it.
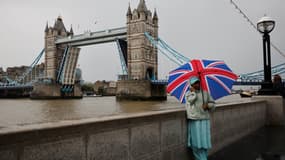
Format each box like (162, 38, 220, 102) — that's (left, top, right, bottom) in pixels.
(257, 16, 276, 95)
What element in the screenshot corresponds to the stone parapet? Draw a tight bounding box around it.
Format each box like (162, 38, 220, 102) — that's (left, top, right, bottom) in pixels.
(210, 100, 267, 154)
(252, 95, 284, 126)
(0, 99, 268, 160)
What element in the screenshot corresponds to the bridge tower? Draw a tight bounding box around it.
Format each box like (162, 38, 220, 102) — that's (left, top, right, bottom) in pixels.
(116, 0, 166, 100)
(126, 0, 158, 80)
(31, 16, 82, 98)
(44, 16, 72, 80)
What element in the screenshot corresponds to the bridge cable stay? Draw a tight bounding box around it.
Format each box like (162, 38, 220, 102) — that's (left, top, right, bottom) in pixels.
(57, 46, 70, 84)
(115, 39, 128, 75)
(229, 0, 285, 58)
(145, 32, 285, 82)
(7, 48, 45, 85)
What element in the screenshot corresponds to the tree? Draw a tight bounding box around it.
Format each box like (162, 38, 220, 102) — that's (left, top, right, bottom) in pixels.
(81, 82, 94, 95)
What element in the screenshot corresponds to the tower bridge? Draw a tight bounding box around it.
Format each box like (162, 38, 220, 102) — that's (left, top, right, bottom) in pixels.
(31, 0, 165, 99)
(1, 0, 284, 98)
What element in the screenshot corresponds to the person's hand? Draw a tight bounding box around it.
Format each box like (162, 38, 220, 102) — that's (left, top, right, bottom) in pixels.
(202, 104, 209, 110)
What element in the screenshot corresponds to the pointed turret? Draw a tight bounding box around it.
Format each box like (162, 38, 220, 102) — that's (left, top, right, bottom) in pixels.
(137, 0, 148, 13)
(153, 9, 158, 21)
(153, 8, 158, 25)
(53, 16, 67, 32)
(127, 3, 132, 22)
(127, 3, 132, 16)
(69, 25, 74, 36)
(45, 22, 49, 32)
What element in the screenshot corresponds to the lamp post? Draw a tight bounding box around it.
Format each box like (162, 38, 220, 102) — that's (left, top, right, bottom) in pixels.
(257, 16, 276, 95)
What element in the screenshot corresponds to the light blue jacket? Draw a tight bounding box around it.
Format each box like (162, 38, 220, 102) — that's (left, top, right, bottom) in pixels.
(185, 90, 215, 120)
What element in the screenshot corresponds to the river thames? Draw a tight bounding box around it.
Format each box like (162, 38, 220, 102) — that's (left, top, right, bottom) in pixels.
(0, 94, 248, 131)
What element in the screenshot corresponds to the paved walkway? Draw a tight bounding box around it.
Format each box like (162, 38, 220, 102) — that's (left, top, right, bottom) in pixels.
(210, 125, 285, 160)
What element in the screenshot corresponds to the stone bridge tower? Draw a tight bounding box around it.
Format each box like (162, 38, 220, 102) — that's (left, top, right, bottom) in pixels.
(31, 16, 82, 98)
(44, 16, 74, 81)
(126, 0, 158, 80)
(117, 0, 166, 100)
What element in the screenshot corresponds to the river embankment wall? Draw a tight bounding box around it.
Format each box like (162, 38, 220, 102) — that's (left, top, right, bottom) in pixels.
(0, 96, 283, 160)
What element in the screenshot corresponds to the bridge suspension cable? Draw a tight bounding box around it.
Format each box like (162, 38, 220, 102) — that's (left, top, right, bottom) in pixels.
(3, 76, 19, 85)
(144, 32, 190, 66)
(240, 62, 285, 80)
(16, 48, 45, 84)
(229, 0, 285, 58)
(1, 48, 45, 86)
(145, 31, 285, 81)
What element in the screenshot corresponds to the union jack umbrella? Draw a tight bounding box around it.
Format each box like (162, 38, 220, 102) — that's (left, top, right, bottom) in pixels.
(167, 59, 238, 103)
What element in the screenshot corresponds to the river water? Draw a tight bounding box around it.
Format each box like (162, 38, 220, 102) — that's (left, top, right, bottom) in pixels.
(0, 94, 246, 130)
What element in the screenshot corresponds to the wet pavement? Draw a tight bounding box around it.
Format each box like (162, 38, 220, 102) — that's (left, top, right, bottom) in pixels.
(210, 125, 285, 160)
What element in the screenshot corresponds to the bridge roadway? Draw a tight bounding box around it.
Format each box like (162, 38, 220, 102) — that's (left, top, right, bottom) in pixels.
(55, 27, 127, 47)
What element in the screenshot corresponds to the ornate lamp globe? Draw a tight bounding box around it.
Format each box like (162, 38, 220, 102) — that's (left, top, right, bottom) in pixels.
(257, 16, 275, 33)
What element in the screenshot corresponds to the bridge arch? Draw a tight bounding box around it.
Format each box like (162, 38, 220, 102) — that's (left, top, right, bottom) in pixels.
(146, 67, 156, 80)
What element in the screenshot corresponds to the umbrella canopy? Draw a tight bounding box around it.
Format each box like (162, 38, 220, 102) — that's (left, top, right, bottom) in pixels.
(167, 59, 238, 103)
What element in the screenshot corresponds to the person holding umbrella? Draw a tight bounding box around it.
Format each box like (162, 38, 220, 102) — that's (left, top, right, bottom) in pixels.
(167, 59, 237, 159)
(185, 76, 215, 160)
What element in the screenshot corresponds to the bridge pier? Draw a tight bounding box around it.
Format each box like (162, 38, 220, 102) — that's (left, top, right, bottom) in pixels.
(30, 83, 82, 99)
(116, 80, 166, 101)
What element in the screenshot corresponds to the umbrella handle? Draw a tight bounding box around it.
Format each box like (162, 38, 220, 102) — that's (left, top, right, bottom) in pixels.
(201, 90, 205, 105)
(197, 72, 205, 105)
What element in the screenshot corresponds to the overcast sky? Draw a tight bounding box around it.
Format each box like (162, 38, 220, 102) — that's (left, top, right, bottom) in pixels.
(0, 0, 284, 82)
